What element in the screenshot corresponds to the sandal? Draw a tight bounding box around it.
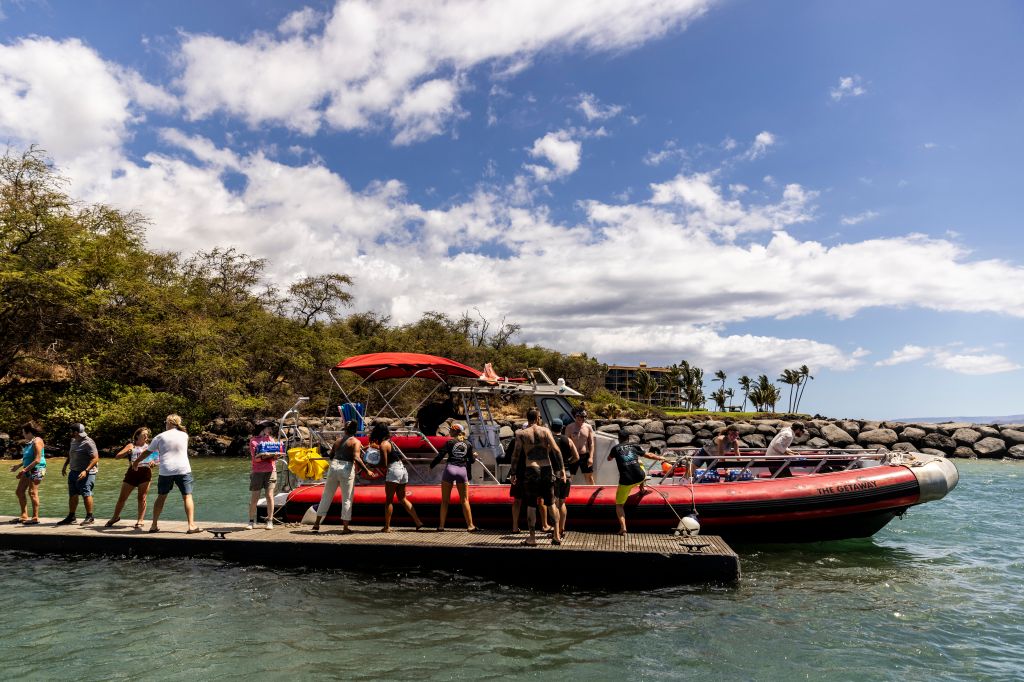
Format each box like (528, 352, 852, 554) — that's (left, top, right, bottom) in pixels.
(133, 523, 144, 530)
(148, 526, 160, 533)
(8, 518, 27, 524)
(552, 538, 562, 546)
(186, 527, 205, 535)
(523, 539, 538, 547)
(104, 517, 121, 528)
(467, 526, 479, 532)
(22, 519, 39, 525)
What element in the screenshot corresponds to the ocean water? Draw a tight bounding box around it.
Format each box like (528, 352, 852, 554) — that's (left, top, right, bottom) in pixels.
(0, 458, 1020, 681)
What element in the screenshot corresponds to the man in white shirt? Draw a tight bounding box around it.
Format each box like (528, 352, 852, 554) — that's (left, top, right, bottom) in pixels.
(137, 414, 201, 533)
(766, 422, 806, 457)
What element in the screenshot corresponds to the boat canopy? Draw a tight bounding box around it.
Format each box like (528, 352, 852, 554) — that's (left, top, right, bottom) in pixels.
(333, 352, 482, 381)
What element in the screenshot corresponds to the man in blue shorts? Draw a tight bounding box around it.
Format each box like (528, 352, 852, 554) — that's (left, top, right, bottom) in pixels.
(58, 423, 99, 526)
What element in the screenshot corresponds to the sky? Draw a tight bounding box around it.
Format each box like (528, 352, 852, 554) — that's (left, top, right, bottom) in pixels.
(2, 0, 1023, 420)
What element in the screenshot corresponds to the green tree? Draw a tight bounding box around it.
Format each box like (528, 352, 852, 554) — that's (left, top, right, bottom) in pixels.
(632, 368, 658, 406)
(738, 375, 752, 411)
(794, 365, 814, 413)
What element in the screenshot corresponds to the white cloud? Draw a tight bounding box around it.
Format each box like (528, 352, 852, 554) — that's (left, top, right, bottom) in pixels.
(576, 92, 623, 121)
(745, 131, 776, 160)
(840, 210, 879, 225)
(644, 139, 686, 166)
(922, 142, 938, 150)
(175, 0, 712, 143)
(0, 37, 176, 159)
(830, 75, 866, 102)
(933, 353, 1021, 375)
(525, 130, 581, 180)
(876, 345, 931, 367)
(876, 345, 1021, 375)
(721, 136, 737, 151)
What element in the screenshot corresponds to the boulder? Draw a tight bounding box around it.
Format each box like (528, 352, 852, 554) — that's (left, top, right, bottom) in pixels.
(704, 420, 726, 431)
(838, 420, 861, 436)
(499, 425, 515, 439)
(952, 446, 977, 459)
(899, 427, 927, 443)
(742, 434, 767, 448)
(665, 424, 691, 436)
(1008, 444, 1024, 460)
(806, 437, 830, 449)
(646, 439, 667, 450)
(821, 424, 855, 447)
(756, 424, 777, 436)
(920, 448, 947, 457)
(643, 421, 666, 434)
(732, 422, 756, 436)
(861, 420, 882, 431)
(973, 437, 1007, 458)
(597, 423, 621, 434)
(951, 428, 981, 446)
(626, 434, 642, 445)
(695, 429, 713, 439)
(1000, 429, 1024, 445)
(623, 423, 646, 436)
(891, 442, 918, 453)
(667, 433, 695, 446)
(977, 426, 1001, 438)
(642, 431, 665, 443)
(857, 428, 898, 446)
(922, 433, 955, 451)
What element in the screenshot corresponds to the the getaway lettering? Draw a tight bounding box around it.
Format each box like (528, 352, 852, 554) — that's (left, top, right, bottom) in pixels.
(816, 481, 878, 496)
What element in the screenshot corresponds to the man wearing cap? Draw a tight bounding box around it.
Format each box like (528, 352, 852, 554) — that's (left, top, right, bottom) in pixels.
(565, 409, 597, 485)
(58, 423, 99, 525)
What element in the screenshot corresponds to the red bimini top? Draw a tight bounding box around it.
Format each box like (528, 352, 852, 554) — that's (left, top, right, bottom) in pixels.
(333, 353, 482, 381)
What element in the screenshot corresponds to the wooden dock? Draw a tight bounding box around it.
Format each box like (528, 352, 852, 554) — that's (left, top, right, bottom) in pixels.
(0, 516, 740, 587)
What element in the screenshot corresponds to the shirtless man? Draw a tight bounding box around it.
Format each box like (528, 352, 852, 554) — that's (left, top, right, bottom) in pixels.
(565, 408, 597, 485)
(509, 408, 562, 546)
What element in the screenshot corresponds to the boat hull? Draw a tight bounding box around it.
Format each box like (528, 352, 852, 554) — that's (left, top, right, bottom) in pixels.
(280, 458, 956, 543)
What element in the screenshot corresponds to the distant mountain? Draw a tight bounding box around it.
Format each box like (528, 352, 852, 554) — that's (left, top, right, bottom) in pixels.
(891, 414, 1024, 425)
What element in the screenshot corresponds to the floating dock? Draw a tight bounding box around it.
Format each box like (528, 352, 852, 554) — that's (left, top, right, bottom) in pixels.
(0, 517, 740, 587)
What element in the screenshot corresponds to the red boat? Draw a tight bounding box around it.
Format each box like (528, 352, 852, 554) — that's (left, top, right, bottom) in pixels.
(269, 353, 959, 543)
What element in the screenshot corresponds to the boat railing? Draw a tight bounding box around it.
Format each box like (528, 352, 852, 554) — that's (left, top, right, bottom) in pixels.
(657, 447, 887, 482)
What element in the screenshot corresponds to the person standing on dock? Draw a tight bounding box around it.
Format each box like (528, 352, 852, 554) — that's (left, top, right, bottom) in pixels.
(11, 421, 46, 524)
(375, 422, 423, 532)
(58, 423, 99, 526)
(106, 427, 155, 529)
(509, 408, 561, 546)
(137, 415, 202, 534)
(549, 418, 577, 539)
(311, 420, 370, 534)
(566, 408, 597, 485)
(608, 431, 672, 536)
(247, 421, 282, 530)
(430, 423, 478, 532)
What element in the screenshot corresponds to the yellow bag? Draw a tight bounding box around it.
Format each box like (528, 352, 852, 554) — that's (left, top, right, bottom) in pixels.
(288, 446, 328, 481)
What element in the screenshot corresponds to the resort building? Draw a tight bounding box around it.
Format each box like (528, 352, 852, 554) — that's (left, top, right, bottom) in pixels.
(604, 363, 684, 407)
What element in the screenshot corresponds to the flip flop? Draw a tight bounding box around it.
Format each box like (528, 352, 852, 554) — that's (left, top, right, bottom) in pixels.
(552, 538, 562, 545)
(148, 527, 160, 533)
(133, 523, 144, 530)
(104, 517, 120, 528)
(186, 528, 205, 535)
(523, 539, 538, 547)
(467, 526, 479, 532)
(8, 518, 27, 524)
(22, 519, 39, 525)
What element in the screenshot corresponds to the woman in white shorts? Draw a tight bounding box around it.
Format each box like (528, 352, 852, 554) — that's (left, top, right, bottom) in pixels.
(372, 423, 423, 532)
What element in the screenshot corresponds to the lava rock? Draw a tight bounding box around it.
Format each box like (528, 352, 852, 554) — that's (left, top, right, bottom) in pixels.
(973, 437, 1007, 458)
(821, 424, 855, 447)
(952, 428, 981, 446)
(857, 428, 898, 446)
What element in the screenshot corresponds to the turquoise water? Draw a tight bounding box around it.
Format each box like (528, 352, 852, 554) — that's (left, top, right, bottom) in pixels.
(0, 458, 1021, 680)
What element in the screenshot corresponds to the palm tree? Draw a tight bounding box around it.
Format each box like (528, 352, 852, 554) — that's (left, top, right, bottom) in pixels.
(725, 387, 735, 410)
(711, 388, 727, 411)
(778, 368, 800, 413)
(756, 374, 775, 412)
(794, 365, 814, 413)
(633, 368, 658, 406)
(738, 375, 752, 411)
(714, 369, 727, 393)
(664, 364, 683, 407)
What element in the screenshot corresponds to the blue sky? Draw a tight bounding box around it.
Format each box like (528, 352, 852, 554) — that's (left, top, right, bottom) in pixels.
(2, 0, 1022, 419)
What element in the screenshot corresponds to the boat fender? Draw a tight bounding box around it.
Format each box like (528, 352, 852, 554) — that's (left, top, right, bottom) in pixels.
(301, 504, 319, 525)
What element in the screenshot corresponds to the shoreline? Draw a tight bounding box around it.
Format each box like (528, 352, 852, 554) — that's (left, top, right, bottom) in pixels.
(3, 416, 1022, 461)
